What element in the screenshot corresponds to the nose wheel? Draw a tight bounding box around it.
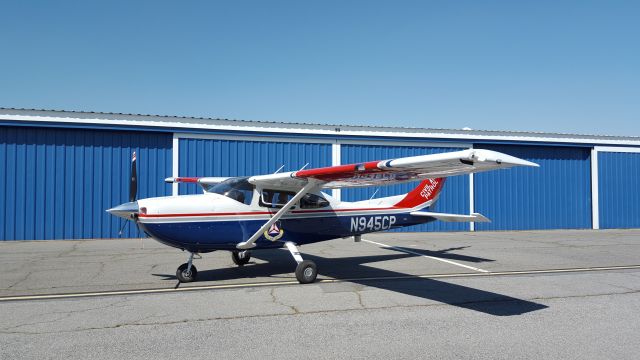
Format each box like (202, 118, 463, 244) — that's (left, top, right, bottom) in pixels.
(176, 263, 198, 282)
(232, 250, 251, 266)
(176, 252, 198, 283)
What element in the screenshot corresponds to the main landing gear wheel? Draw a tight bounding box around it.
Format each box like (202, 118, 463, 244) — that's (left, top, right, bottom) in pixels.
(284, 241, 318, 284)
(295, 260, 317, 284)
(232, 250, 251, 266)
(176, 263, 198, 283)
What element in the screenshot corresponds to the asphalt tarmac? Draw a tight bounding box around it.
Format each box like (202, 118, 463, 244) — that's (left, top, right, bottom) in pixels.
(1, 229, 639, 359)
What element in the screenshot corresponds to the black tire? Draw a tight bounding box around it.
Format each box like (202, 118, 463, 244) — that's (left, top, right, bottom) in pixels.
(295, 260, 317, 284)
(176, 263, 198, 283)
(232, 251, 251, 266)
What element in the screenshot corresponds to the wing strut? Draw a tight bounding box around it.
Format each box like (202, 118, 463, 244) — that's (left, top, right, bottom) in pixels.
(236, 180, 318, 250)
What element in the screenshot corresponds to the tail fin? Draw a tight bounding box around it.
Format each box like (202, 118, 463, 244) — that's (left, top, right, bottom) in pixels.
(394, 178, 446, 209)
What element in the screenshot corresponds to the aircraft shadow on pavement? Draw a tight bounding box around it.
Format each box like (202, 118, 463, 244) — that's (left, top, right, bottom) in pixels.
(153, 247, 546, 317)
(387, 245, 496, 263)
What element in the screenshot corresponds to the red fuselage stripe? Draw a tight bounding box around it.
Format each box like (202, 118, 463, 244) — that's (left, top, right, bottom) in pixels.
(137, 206, 404, 218)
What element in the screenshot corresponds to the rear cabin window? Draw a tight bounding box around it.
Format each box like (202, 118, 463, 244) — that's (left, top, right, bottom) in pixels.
(300, 193, 330, 209)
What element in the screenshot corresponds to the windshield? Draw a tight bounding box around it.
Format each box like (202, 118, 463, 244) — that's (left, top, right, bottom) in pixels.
(206, 177, 254, 205)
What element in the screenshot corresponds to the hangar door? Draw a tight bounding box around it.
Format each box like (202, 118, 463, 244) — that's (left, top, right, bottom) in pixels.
(340, 144, 470, 232)
(474, 144, 592, 230)
(598, 151, 640, 229)
(178, 137, 332, 195)
(0, 126, 172, 240)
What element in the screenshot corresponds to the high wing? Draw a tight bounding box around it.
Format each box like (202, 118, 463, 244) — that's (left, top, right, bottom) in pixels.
(248, 148, 538, 191)
(238, 148, 534, 250)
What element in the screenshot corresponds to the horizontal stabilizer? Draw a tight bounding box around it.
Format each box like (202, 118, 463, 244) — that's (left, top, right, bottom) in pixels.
(410, 211, 491, 223)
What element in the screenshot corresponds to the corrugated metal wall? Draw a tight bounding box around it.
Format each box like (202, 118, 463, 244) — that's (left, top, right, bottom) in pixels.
(340, 144, 470, 232)
(598, 151, 640, 229)
(178, 138, 332, 194)
(0, 126, 172, 240)
(474, 144, 592, 230)
(3, 122, 638, 240)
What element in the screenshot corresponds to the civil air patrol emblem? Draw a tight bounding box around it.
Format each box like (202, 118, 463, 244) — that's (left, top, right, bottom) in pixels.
(264, 222, 284, 241)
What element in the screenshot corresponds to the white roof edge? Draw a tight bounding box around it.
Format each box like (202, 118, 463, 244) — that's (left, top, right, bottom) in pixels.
(1, 107, 640, 146)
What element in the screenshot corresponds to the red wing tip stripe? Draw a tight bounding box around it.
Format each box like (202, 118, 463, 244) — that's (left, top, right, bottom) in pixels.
(174, 177, 200, 183)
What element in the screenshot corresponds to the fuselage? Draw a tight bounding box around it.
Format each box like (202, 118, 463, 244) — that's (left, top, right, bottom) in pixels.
(135, 190, 438, 253)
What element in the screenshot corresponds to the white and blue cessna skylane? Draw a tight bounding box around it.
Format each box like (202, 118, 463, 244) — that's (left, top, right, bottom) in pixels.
(108, 149, 537, 284)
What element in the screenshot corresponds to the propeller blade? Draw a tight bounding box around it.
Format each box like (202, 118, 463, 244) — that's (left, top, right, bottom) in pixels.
(129, 151, 137, 202)
(118, 219, 129, 236)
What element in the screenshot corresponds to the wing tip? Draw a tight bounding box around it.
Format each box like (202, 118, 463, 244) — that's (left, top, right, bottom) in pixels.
(512, 159, 540, 168)
(470, 212, 492, 222)
(473, 149, 539, 168)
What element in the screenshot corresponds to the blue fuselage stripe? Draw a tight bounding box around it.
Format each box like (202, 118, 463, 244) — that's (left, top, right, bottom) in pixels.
(138, 211, 435, 252)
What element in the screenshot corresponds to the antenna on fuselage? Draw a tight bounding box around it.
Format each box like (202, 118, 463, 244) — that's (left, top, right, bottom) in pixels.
(369, 188, 379, 201)
(299, 163, 309, 171)
(274, 164, 285, 174)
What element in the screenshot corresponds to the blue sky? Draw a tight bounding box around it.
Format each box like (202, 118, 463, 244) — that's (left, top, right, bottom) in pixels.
(1, 0, 638, 135)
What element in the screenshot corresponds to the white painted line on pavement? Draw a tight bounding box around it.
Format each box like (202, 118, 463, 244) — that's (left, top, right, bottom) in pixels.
(2, 265, 640, 302)
(362, 239, 490, 273)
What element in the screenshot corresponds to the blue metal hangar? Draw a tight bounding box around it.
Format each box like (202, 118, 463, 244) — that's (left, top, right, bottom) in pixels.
(1, 108, 639, 241)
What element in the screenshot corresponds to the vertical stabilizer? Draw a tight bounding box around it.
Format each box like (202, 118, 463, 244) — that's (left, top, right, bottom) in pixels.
(394, 178, 446, 209)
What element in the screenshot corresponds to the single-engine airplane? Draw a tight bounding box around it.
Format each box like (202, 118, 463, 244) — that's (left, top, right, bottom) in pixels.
(108, 149, 537, 284)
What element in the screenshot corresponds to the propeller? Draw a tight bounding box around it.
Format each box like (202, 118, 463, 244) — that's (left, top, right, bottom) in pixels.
(114, 151, 139, 236)
(129, 151, 137, 202)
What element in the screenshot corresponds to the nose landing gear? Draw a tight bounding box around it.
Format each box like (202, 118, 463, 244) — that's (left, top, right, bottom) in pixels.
(232, 250, 252, 266)
(176, 252, 199, 283)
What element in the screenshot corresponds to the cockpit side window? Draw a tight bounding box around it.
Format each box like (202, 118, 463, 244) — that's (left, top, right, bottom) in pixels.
(260, 190, 296, 208)
(300, 193, 330, 209)
(206, 177, 254, 205)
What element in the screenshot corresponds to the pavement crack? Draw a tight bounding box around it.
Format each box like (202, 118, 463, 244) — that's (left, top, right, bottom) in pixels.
(57, 242, 79, 258)
(529, 289, 640, 302)
(87, 261, 106, 283)
(595, 281, 637, 292)
(354, 290, 365, 308)
(6, 271, 33, 290)
(0, 299, 130, 332)
(4, 289, 639, 335)
(269, 288, 300, 314)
